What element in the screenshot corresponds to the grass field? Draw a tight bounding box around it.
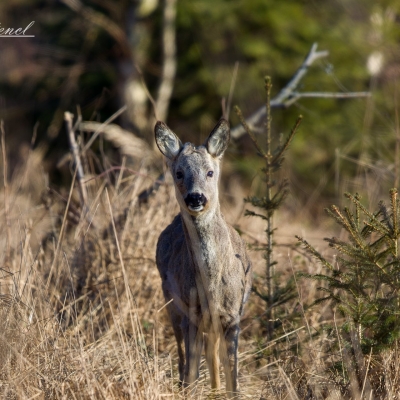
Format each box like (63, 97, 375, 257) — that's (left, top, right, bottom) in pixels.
(0, 138, 399, 399)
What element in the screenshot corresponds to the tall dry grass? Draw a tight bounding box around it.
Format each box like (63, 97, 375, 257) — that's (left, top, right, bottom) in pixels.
(0, 135, 399, 399)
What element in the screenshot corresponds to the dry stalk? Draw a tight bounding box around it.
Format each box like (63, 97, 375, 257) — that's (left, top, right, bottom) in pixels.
(46, 166, 78, 289)
(0, 121, 11, 266)
(65, 112, 88, 210)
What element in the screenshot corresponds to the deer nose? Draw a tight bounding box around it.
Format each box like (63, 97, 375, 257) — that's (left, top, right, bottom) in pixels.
(185, 193, 207, 208)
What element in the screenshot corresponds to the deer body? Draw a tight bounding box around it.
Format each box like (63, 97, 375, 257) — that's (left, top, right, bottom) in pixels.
(155, 119, 252, 396)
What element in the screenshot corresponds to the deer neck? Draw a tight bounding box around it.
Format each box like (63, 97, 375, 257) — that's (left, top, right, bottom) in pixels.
(181, 206, 228, 283)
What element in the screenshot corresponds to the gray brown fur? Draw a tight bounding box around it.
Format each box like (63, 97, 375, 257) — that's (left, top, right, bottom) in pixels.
(155, 119, 252, 397)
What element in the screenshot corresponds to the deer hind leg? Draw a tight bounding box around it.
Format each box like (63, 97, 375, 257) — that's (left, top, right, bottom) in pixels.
(205, 331, 221, 390)
(182, 317, 203, 387)
(175, 334, 185, 385)
(222, 324, 240, 398)
(170, 312, 185, 384)
(183, 287, 203, 388)
(164, 296, 185, 384)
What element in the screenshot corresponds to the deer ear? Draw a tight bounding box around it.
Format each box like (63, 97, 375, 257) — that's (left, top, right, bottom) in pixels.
(205, 119, 230, 158)
(155, 121, 183, 160)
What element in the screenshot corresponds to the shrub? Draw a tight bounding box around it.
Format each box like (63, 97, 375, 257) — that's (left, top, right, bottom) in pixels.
(297, 189, 400, 354)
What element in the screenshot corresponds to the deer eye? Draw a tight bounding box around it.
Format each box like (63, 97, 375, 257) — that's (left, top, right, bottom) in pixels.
(207, 171, 214, 178)
(176, 171, 184, 179)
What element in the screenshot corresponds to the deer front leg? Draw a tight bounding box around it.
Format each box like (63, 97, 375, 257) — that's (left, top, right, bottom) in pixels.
(204, 331, 221, 390)
(223, 324, 240, 398)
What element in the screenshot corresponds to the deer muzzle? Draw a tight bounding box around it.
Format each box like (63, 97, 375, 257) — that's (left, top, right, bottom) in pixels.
(185, 193, 208, 212)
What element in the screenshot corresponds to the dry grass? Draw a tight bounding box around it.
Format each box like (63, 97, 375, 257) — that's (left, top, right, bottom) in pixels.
(0, 141, 399, 399)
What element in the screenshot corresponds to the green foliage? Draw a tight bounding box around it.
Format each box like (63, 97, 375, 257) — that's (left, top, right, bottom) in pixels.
(236, 77, 302, 338)
(297, 189, 400, 353)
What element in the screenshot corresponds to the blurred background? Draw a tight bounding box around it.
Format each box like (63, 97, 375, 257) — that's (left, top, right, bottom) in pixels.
(1, 0, 400, 214)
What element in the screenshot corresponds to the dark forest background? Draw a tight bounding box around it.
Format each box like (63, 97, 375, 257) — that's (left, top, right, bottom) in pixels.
(1, 0, 400, 211)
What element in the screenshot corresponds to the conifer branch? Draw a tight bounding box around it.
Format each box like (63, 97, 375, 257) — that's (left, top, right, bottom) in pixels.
(345, 192, 390, 235)
(355, 193, 361, 229)
(390, 189, 398, 239)
(272, 115, 302, 166)
(234, 105, 266, 158)
(327, 205, 368, 251)
(296, 236, 335, 271)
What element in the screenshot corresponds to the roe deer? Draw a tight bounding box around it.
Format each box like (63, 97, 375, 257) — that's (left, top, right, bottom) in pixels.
(155, 119, 252, 397)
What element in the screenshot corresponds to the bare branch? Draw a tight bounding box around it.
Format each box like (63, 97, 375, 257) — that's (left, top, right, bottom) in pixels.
(231, 43, 371, 139)
(282, 91, 371, 107)
(274, 43, 328, 105)
(155, 0, 177, 122)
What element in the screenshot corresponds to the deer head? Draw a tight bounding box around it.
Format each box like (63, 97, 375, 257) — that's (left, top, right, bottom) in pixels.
(155, 119, 230, 216)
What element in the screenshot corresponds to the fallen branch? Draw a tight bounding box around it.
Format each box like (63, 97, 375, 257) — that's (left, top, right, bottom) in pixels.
(60, 118, 159, 205)
(231, 43, 371, 139)
(79, 121, 155, 161)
